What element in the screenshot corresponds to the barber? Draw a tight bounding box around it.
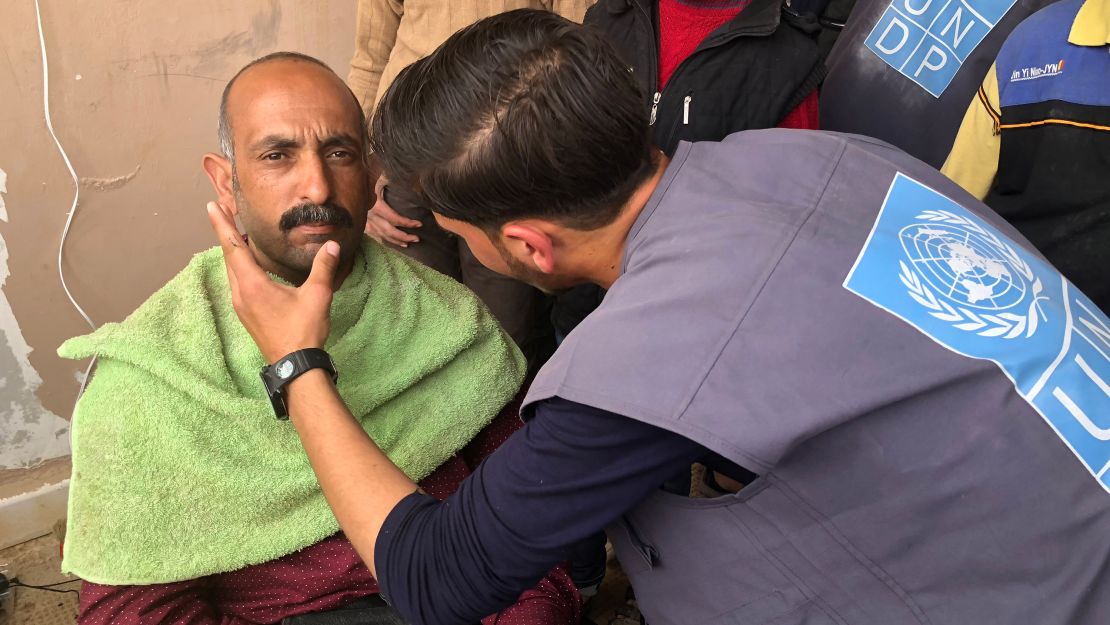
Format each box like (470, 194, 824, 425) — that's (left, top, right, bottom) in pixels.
(208, 10, 1110, 625)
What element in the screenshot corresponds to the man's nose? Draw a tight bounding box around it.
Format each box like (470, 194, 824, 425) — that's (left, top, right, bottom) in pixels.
(297, 154, 332, 205)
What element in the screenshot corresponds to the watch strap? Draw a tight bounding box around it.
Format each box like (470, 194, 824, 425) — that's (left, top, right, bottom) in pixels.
(260, 348, 338, 420)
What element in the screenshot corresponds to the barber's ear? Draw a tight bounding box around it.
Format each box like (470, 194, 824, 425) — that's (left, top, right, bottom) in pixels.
(201, 153, 239, 216)
(501, 223, 556, 274)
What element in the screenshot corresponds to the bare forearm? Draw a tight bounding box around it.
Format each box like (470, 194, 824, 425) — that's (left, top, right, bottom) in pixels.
(285, 369, 418, 576)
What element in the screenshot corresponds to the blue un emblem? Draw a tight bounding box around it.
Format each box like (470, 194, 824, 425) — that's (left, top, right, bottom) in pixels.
(864, 0, 1019, 96)
(846, 174, 1110, 491)
(898, 208, 1044, 336)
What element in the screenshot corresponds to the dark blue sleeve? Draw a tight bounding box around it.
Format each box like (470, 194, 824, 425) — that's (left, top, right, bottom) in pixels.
(375, 397, 706, 625)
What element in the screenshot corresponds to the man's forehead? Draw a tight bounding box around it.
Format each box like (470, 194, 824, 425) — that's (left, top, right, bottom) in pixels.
(226, 60, 362, 141)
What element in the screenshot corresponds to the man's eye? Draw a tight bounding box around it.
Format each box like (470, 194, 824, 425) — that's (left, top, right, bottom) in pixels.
(329, 150, 353, 159)
(262, 152, 285, 161)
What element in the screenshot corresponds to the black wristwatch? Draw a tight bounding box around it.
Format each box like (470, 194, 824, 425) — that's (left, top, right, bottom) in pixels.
(260, 348, 339, 420)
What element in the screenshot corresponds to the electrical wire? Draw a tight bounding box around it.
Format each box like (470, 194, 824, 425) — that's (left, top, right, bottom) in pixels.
(34, 0, 98, 402)
(13, 579, 78, 589)
(11, 581, 80, 596)
(34, 0, 94, 332)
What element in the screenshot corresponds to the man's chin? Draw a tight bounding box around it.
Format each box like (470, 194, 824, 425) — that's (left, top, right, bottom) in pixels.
(294, 231, 361, 256)
(280, 241, 339, 276)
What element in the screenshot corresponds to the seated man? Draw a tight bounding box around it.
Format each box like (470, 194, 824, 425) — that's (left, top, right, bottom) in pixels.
(57, 52, 582, 625)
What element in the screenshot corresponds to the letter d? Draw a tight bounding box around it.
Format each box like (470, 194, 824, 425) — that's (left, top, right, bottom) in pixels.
(875, 17, 911, 55)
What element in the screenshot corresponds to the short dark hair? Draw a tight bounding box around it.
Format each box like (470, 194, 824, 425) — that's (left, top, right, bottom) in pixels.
(369, 9, 655, 232)
(218, 51, 366, 162)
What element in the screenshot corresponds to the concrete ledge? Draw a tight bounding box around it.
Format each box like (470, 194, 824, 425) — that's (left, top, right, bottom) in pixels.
(0, 480, 68, 550)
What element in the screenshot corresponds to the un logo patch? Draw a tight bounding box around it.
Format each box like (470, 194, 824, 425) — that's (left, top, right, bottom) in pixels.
(899, 209, 1045, 338)
(846, 174, 1110, 492)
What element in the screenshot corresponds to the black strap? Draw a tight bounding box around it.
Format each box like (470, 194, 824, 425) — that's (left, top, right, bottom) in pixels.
(260, 348, 338, 420)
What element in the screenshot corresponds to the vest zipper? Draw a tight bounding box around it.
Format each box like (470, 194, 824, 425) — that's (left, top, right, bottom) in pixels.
(649, 91, 661, 126)
(631, 0, 661, 100)
(683, 95, 692, 125)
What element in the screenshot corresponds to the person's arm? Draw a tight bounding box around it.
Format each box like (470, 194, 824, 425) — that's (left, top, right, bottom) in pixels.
(78, 580, 251, 625)
(424, 406, 586, 625)
(347, 0, 404, 116)
(375, 397, 703, 623)
(941, 63, 1002, 200)
(285, 369, 418, 575)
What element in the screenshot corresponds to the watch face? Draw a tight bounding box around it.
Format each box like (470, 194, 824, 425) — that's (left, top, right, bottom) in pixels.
(276, 359, 295, 379)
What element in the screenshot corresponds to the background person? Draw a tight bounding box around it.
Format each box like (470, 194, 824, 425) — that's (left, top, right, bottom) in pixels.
(555, 0, 826, 346)
(820, 0, 1062, 167)
(941, 0, 1110, 311)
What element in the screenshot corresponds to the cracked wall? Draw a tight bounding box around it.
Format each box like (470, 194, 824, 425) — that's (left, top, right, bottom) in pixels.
(0, 169, 70, 468)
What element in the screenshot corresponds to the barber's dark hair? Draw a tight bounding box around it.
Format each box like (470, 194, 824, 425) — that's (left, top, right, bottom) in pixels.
(218, 51, 367, 162)
(369, 9, 655, 232)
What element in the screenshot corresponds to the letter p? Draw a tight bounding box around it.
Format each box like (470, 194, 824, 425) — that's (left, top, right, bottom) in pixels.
(914, 45, 948, 78)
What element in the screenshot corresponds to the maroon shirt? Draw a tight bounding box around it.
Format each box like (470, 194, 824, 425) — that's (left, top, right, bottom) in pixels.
(76, 407, 582, 625)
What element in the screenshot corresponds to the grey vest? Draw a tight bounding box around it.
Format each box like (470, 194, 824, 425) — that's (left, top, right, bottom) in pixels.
(524, 130, 1110, 624)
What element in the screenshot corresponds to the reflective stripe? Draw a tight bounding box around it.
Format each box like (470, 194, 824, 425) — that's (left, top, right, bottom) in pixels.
(999, 117, 1110, 131)
(977, 84, 1002, 134)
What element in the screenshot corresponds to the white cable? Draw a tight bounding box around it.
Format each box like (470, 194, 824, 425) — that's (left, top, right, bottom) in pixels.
(34, 0, 97, 400)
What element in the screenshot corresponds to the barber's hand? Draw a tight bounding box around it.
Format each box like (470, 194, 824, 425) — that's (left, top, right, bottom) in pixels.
(364, 174, 421, 247)
(207, 201, 337, 364)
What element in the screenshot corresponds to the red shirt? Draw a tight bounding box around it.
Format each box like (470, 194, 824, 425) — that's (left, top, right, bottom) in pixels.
(658, 0, 819, 129)
(76, 407, 582, 625)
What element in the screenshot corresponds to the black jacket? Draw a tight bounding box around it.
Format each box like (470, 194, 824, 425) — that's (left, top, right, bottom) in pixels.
(554, 0, 825, 338)
(584, 0, 825, 156)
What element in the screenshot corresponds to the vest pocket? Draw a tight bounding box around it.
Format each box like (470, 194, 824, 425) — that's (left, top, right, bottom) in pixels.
(609, 475, 928, 625)
(607, 482, 846, 625)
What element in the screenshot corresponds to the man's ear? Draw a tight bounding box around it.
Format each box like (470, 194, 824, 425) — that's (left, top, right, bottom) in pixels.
(501, 222, 557, 274)
(201, 153, 238, 215)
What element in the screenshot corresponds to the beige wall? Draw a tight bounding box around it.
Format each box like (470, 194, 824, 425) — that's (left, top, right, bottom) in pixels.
(0, 0, 357, 486)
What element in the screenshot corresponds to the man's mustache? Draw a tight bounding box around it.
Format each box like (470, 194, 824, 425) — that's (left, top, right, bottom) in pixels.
(279, 202, 353, 231)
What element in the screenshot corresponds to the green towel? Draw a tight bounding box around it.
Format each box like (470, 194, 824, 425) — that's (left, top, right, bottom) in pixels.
(58, 238, 526, 585)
